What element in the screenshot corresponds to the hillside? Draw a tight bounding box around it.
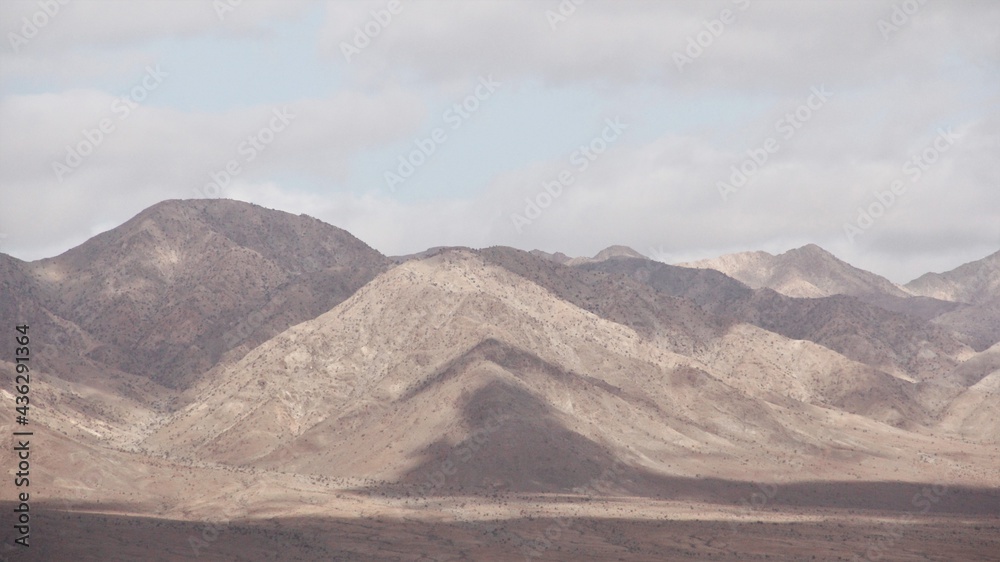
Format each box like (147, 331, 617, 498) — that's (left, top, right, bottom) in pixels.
(19, 199, 391, 388)
(141, 250, 975, 493)
(678, 244, 911, 299)
(581, 256, 975, 383)
(1, 203, 997, 561)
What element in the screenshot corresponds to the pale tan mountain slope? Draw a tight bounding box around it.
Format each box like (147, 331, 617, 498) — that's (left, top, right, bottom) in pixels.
(940, 341, 1000, 388)
(20, 199, 391, 389)
(145, 250, 726, 467)
(902, 250, 1000, 351)
(938, 371, 1000, 444)
(0, 359, 173, 451)
(676, 243, 999, 350)
(906, 249, 1000, 304)
(142, 250, 958, 493)
(581, 256, 975, 382)
(563, 245, 646, 267)
(458, 248, 922, 426)
(678, 243, 911, 299)
(692, 323, 929, 427)
(911, 344, 1000, 443)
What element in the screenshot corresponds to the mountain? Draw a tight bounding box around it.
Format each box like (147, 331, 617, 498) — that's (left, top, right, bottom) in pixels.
(678, 244, 910, 299)
(564, 245, 646, 267)
(935, 344, 1000, 443)
(476, 246, 728, 357)
(0, 252, 79, 366)
(675, 244, 1000, 351)
(897, 251, 1000, 351)
(579, 256, 975, 383)
(930, 303, 1000, 351)
(3, 203, 998, 561)
(145, 250, 951, 490)
(18, 199, 392, 389)
(528, 248, 572, 264)
(905, 250, 1000, 304)
(483, 248, 952, 424)
(389, 245, 473, 264)
(1, 253, 174, 425)
(145, 249, 736, 483)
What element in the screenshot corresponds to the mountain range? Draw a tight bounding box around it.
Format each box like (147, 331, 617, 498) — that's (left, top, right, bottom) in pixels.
(1, 199, 997, 561)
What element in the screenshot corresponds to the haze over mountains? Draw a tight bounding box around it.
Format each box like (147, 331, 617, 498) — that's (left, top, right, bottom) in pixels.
(681, 244, 1000, 353)
(1, 199, 997, 561)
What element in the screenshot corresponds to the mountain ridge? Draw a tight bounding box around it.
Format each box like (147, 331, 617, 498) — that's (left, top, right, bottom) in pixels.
(677, 243, 912, 299)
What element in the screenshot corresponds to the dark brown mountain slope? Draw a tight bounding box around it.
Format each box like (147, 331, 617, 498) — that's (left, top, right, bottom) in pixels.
(142, 250, 963, 494)
(21, 199, 392, 389)
(903, 250, 1000, 351)
(581, 256, 974, 382)
(476, 246, 729, 356)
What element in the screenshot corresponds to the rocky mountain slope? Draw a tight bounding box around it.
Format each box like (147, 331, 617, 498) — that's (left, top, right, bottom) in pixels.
(678, 245, 1000, 352)
(903, 250, 1000, 351)
(1, 200, 997, 561)
(678, 244, 911, 299)
(906, 250, 1000, 304)
(18, 199, 391, 389)
(581, 256, 975, 383)
(140, 249, 981, 494)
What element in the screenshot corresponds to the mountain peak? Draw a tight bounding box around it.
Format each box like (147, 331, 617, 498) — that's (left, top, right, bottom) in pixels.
(678, 244, 908, 299)
(528, 249, 572, 264)
(24, 199, 391, 388)
(564, 245, 646, 267)
(905, 248, 1000, 304)
(593, 245, 646, 261)
(785, 243, 834, 258)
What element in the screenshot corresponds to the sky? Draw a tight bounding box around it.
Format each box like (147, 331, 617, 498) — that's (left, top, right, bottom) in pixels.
(0, 0, 997, 283)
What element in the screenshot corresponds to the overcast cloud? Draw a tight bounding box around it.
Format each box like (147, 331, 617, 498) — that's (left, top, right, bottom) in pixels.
(0, 0, 997, 282)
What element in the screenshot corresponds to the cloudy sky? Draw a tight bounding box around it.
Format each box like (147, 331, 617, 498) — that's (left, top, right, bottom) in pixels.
(1, 0, 997, 282)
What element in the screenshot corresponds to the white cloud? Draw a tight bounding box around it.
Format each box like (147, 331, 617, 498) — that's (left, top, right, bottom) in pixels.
(1, 0, 310, 53)
(321, 0, 1000, 94)
(1, 0, 997, 283)
(0, 87, 427, 259)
